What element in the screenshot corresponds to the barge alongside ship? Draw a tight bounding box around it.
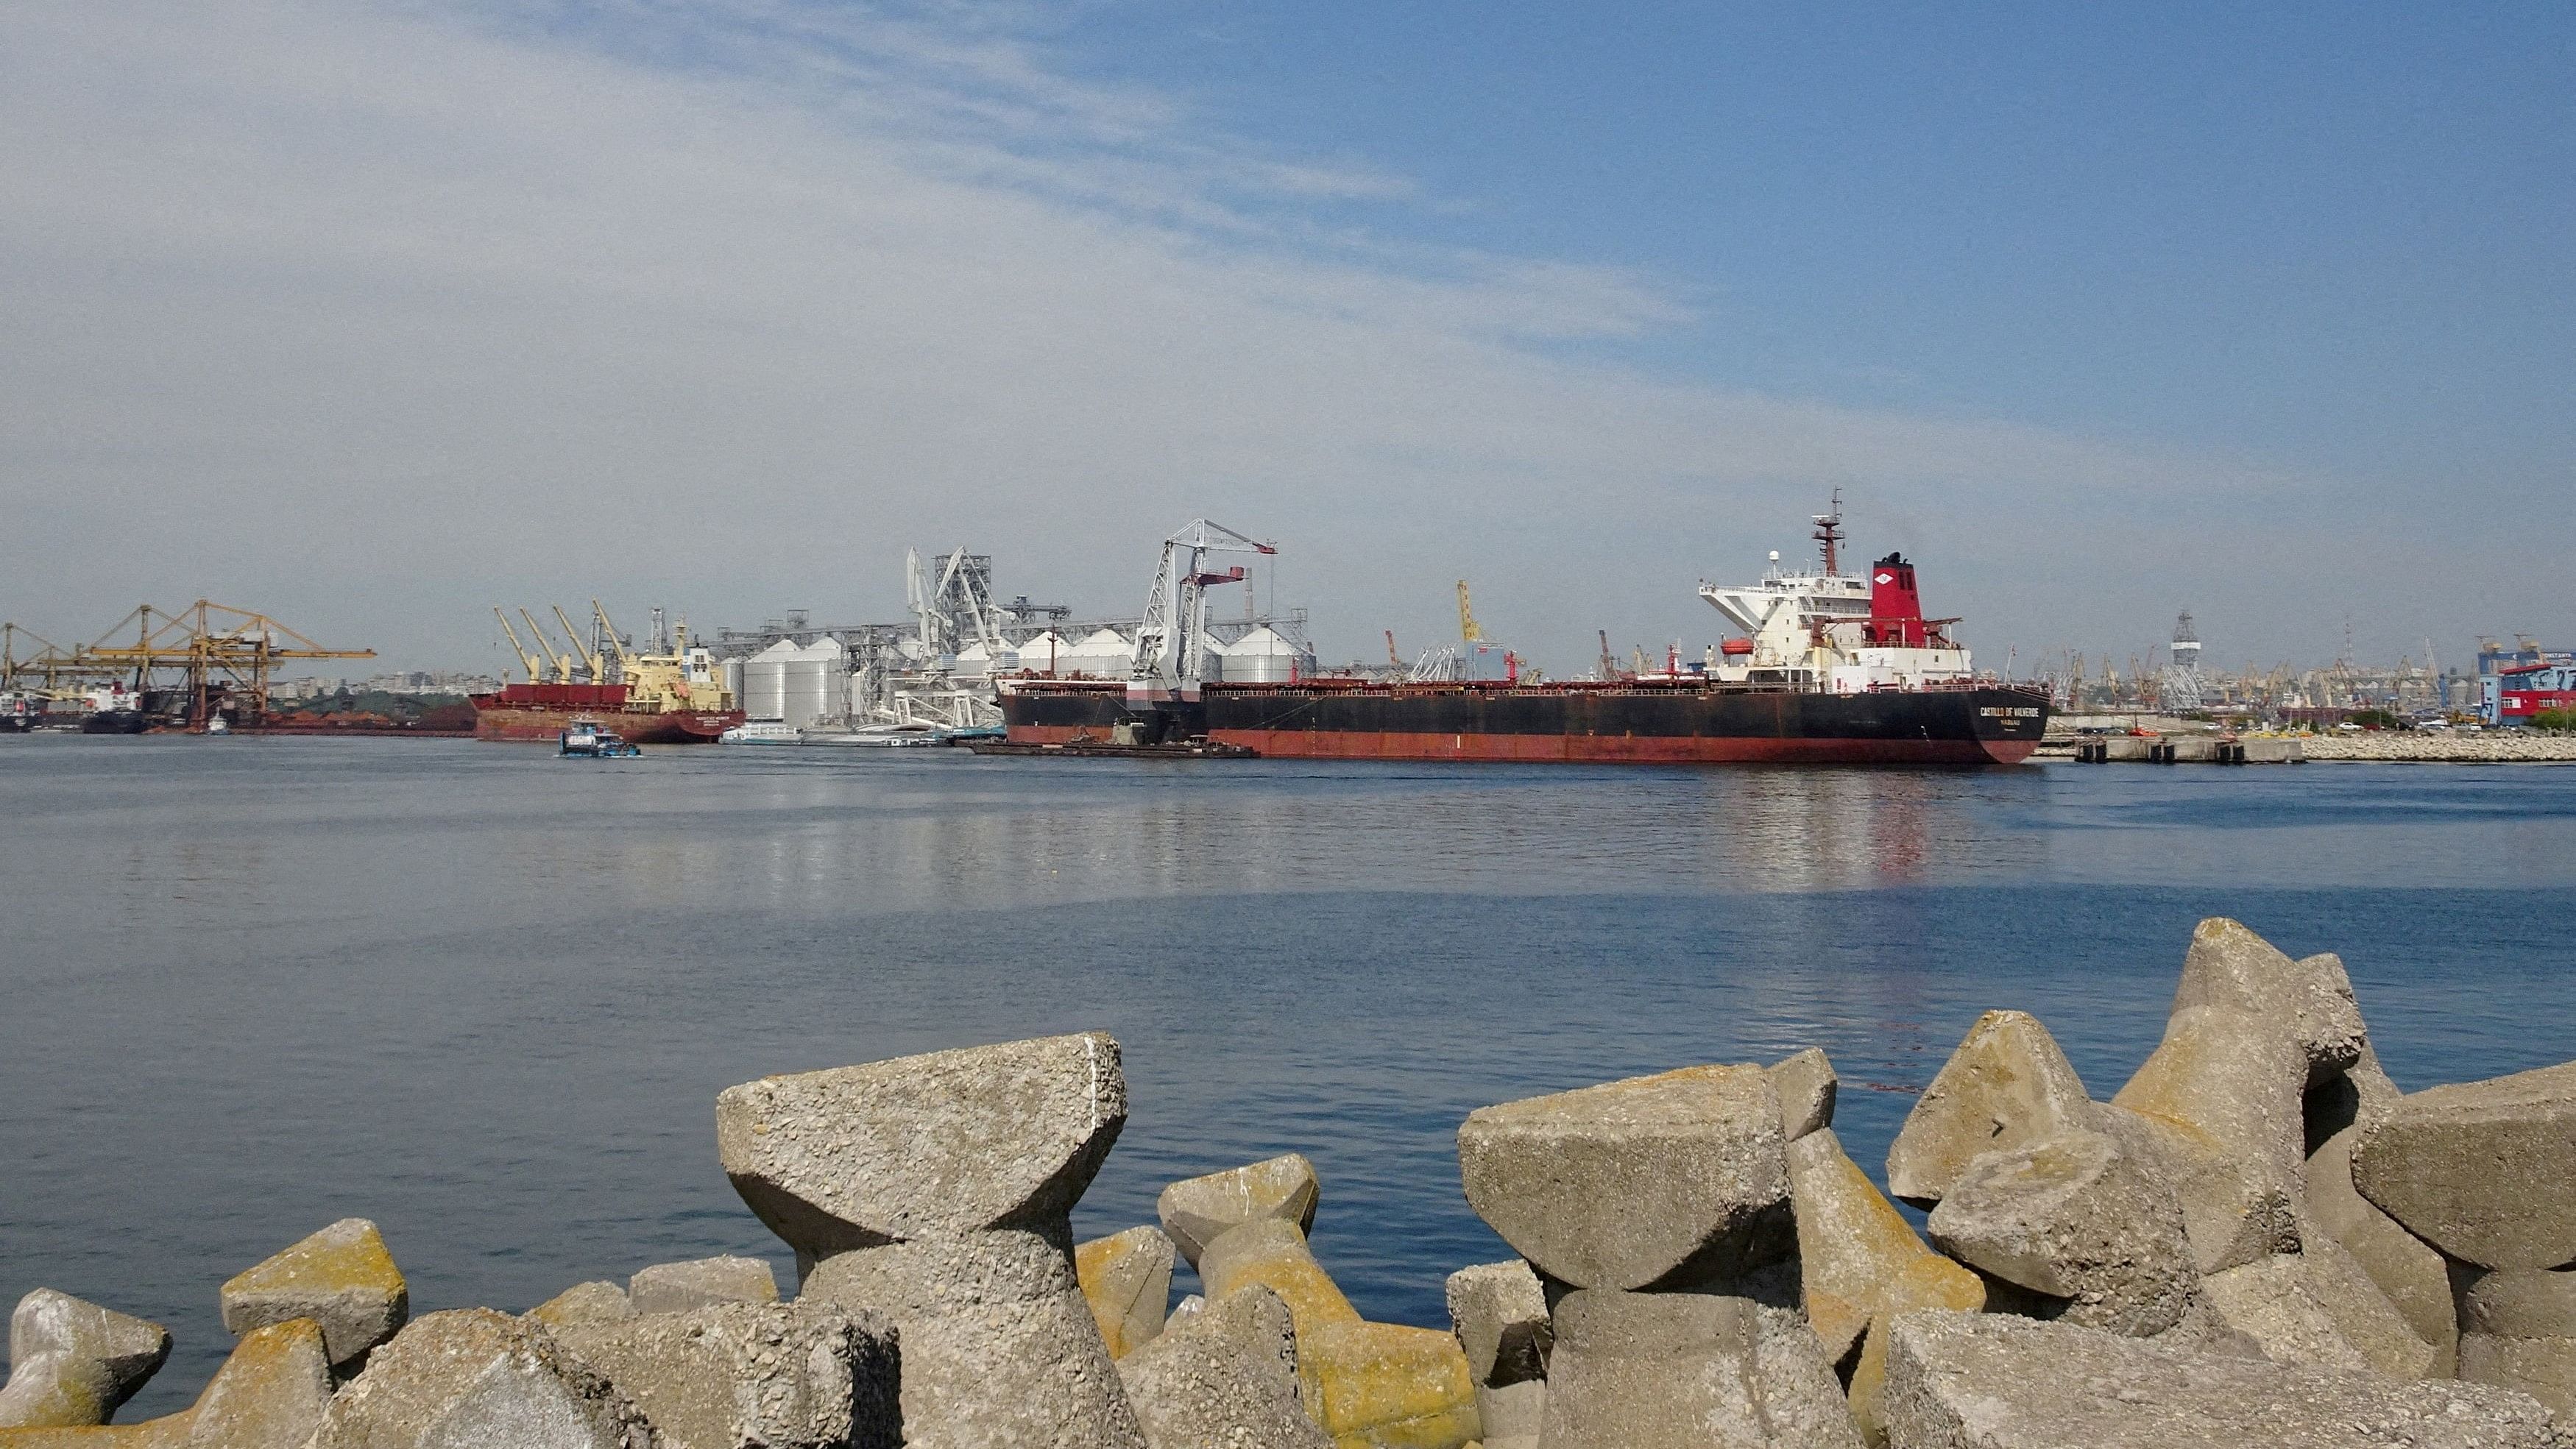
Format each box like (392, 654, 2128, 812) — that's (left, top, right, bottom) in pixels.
(999, 500, 2049, 765)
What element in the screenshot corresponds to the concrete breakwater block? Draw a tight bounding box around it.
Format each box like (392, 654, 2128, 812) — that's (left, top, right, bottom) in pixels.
(1158, 1154, 1321, 1271)
(1078, 1226, 1177, 1361)
(2353, 1060, 2576, 1272)
(1457, 1063, 1792, 1292)
(0, 1290, 170, 1429)
(1444, 1261, 1549, 1445)
(725, 1032, 1145, 1449)
(310, 1308, 648, 1449)
(548, 1300, 898, 1449)
(1926, 1127, 2195, 1338)
(626, 1255, 777, 1317)
(1878, 1310, 2561, 1448)
(219, 1216, 409, 1369)
(1116, 1285, 1326, 1449)
(1764, 1048, 1839, 1143)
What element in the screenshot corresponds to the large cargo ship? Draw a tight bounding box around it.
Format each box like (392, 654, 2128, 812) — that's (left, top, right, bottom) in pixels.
(999, 504, 2049, 765)
(471, 607, 744, 743)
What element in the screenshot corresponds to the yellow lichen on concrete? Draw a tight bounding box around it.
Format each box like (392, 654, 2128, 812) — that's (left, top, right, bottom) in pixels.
(219, 1218, 408, 1366)
(1847, 1256, 1986, 1446)
(1075, 1225, 1174, 1359)
(1788, 1128, 1941, 1364)
(1301, 1320, 1479, 1449)
(1199, 1219, 1364, 1334)
(0, 1319, 332, 1449)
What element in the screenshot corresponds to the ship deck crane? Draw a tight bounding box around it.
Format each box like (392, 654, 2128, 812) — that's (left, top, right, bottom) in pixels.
(518, 609, 576, 683)
(493, 609, 546, 684)
(551, 604, 604, 684)
(1130, 518, 1274, 706)
(1457, 581, 1484, 643)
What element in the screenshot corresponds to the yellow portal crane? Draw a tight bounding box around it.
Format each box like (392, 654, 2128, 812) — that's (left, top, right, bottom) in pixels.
(518, 609, 575, 682)
(60, 601, 372, 726)
(493, 609, 545, 684)
(1456, 579, 1483, 644)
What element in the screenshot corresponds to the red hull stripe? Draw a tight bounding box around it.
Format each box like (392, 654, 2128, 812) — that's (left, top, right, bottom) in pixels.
(1003, 723, 2034, 765)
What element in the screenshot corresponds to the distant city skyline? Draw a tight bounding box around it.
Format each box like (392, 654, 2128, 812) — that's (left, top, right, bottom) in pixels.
(2, 1, 2567, 674)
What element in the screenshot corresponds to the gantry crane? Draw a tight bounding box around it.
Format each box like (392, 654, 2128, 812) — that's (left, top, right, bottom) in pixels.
(1129, 518, 1275, 706)
(4, 602, 372, 727)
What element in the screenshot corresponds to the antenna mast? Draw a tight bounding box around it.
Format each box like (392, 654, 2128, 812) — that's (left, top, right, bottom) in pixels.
(1812, 488, 1845, 576)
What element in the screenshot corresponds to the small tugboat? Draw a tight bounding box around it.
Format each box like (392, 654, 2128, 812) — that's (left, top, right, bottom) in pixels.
(559, 716, 642, 757)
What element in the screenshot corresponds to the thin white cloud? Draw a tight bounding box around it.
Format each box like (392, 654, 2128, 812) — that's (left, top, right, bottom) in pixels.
(0, 0, 2524, 668)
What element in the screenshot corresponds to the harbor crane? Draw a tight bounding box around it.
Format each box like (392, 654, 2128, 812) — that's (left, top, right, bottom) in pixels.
(4, 602, 372, 727)
(493, 609, 546, 683)
(551, 604, 604, 684)
(517, 609, 577, 683)
(1128, 518, 1274, 706)
(1457, 581, 1484, 643)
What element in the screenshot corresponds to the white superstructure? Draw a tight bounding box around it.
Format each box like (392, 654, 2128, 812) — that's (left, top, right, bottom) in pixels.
(1693, 495, 1976, 694)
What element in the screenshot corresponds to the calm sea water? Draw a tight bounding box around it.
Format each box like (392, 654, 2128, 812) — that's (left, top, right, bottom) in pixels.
(4, 735, 2572, 1417)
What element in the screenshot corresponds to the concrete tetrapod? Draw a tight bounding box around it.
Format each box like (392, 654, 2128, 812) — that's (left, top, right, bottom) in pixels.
(2302, 1049, 2457, 1370)
(2198, 1245, 2436, 1378)
(550, 1300, 899, 1449)
(1876, 1310, 2563, 1449)
(310, 1308, 648, 1449)
(1117, 1286, 1328, 1449)
(526, 1282, 637, 1331)
(626, 1256, 778, 1316)
(1786, 1129, 1961, 1367)
(218, 1216, 410, 1369)
(0, 1291, 170, 1429)
(1924, 1129, 2196, 1338)
(1885, 1013, 2098, 1207)
(1457, 1064, 1792, 1292)
(1763, 1049, 1839, 1144)
(718, 1032, 1145, 1449)
(1158, 1155, 1322, 1272)
(2166, 919, 2367, 1088)
(2109, 1005, 2307, 1275)
(1536, 1289, 1856, 1449)
(0, 1318, 336, 1449)
(2352, 1060, 2576, 1272)
(1077, 1227, 1177, 1361)
(1444, 1262, 1550, 1448)
(1196, 1221, 1475, 1449)
(2455, 1266, 2576, 1417)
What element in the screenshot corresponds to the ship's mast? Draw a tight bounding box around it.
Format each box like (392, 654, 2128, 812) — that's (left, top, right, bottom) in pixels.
(1812, 488, 1844, 576)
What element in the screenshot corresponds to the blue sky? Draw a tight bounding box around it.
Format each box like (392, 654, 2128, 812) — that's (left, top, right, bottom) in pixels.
(1, 1, 2568, 672)
(1071, 4, 2572, 472)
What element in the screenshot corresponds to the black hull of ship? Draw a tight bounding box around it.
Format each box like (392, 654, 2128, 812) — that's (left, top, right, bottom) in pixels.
(1000, 682, 2049, 765)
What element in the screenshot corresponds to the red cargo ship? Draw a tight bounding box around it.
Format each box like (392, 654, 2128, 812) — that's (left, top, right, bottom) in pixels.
(467, 681, 743, 744)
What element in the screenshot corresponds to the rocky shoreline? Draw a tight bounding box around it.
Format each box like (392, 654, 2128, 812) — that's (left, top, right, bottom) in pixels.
(4, 918, 2571, 1448)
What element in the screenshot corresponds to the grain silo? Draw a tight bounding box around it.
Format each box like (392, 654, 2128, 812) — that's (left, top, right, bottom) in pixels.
(740, 639, 796, 721)
(782, 637, 846, 728)
(1013, 631, 1071, 677)
(1218, 626, 1307, 683)
(1064, 628, 1135, 679)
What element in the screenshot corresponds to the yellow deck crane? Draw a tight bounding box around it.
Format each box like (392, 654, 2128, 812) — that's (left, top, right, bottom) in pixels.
(1456, 580, 1484, 644)
(493, 609, 547, 684)
(516, 609, 576, 683)
(551, 604, 604, 684)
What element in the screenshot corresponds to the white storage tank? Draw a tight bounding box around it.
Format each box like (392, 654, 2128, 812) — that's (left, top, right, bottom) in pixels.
(782, 638, 846, 729)
(1218, 626, 1309, 683)
(1013, 631, 1071, 677)
(1064, 628, 1135, 679)
(953, 642, 991, 681)
(740, 640, 796, 721)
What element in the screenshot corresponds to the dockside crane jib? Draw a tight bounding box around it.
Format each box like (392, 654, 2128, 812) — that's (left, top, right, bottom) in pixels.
(518, 609, 576, 684)
(494, 609, 545, 684)
(1128, 518, 1274, 708)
